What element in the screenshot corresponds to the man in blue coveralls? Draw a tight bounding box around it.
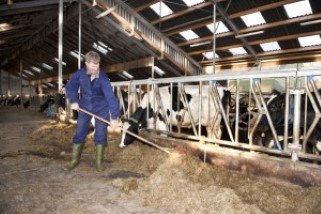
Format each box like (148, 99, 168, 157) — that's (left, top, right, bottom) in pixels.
(64, 51, 120, 172)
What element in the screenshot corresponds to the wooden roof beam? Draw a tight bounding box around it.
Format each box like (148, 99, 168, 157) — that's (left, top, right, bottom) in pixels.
(228, 0, 301, 19)
(189, 30, 321, 55)
(199, 45, 321, 64)
(151, 1, 214, 25)
(135, 0, 159, 12)
(165, 0, 302, 37)
(178, 13, 321, 47)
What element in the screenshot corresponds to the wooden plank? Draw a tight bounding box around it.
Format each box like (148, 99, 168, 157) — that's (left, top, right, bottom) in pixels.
(228, 0, 301, 19)
(151, 2, 214, 25)
(105, 56, 154, 73)
(140, 131, 321, 187)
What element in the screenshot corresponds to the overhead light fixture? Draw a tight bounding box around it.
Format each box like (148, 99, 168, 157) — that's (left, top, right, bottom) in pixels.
(54, 57, 67, 66)
(122, 71, 134, 79)
(190, 41, 211, 47)
(154, 66, 165, 76)
(42, 63, 53, 70)
(96, 7, 117, 19)
(31, 66, 41, 73)
(235, 31, 264, 39)
(300, 19, 321, 26)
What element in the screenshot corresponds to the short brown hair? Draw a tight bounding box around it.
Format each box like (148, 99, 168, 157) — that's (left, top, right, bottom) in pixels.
(85, 51, 100, 64)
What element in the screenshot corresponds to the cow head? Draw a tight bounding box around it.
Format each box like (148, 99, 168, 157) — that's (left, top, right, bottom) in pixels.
(257, 90, 285, 132)
(119, 105, 153, 147)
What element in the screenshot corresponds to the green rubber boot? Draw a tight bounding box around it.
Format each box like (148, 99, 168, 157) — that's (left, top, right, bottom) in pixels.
(95, 145, 106, 172)
(63, 143, 84, 171)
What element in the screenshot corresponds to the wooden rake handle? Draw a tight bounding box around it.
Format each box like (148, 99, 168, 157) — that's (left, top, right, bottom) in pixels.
(78, 108, 170, 154)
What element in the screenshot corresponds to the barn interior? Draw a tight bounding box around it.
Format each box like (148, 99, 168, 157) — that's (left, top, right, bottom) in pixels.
(1, 0, 321, 213)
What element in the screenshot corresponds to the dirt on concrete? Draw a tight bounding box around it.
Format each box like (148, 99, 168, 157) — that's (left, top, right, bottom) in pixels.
(1, 107, 321, 214)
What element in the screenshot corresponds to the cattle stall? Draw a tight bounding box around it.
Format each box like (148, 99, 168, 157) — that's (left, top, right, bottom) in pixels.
(111, 68, 321, 166)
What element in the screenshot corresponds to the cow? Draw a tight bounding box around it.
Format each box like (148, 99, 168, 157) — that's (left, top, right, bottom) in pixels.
(251, 89, 321, 154)
(119, 84, 231, 147)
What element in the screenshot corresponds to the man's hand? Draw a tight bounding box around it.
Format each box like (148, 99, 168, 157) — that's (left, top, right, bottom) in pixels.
(70, 102, 79, 110)
(110, 120, 119, 129)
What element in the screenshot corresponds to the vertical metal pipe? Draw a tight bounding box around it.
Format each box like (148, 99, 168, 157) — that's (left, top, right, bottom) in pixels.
(198, 81, 202, 136)
(170, 82, 173, 133)
(292, 91, 302, 146)
(58, 0, 63, 92)
(0, 69, 2, 95)
(19, 54, 23, 101)
(212, 2, 216, 74)
(152, 57, 155, 79)
(283, 77, 290, 151)
(7, 71, 10, 96)
(235, 79, 240, 142)
(146, 83, 150, 128)
(78, 0, 82, 69)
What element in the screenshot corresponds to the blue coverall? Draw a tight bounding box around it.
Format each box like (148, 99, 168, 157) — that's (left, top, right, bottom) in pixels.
(65, 67, 120, 146)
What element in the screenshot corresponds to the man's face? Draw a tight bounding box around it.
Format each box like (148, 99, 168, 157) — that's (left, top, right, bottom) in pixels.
(86, 61, 100, 75)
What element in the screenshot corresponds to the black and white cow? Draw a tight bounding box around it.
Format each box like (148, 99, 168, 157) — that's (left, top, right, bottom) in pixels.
(120, 84, 230, 147)
(252, 89, 321, 154)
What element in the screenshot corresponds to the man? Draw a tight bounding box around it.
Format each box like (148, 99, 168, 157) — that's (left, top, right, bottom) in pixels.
(64, 51, 120, 172)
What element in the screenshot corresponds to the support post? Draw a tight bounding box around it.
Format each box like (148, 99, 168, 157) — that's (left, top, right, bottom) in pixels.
(288, 89, 304, 161)
(283, 77, 290, 151)
(0, 69, 2, 95)
(58, 0, 63, 92)
(235, 79, 240, 142)
(78, 0, 82, 69)
(19, 53, 23, 100)
(212, 2, 216, 74)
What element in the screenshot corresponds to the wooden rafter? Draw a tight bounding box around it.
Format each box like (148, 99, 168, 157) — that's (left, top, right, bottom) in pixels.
(165, 0, 302, 37)
(199, 45, 321, 64)
(175, 13, 321, 47)
(135, 0, 159, 12)
(189, 30, 321, 56)
(151, 1, 215, 25)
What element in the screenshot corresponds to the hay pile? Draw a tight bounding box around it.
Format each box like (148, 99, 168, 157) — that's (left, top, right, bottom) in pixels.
(26, 120, 321, 213)
(123, 153, 263, 214)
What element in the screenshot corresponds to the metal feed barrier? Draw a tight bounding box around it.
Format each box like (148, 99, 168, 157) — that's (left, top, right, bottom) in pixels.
(111, 68, 321, 163)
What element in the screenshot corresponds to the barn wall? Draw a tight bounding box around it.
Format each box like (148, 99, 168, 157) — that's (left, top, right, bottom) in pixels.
(204, 62, 321, 93)
(0, 70, 35, 97)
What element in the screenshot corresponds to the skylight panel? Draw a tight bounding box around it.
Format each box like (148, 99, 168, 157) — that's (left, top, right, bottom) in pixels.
(54, 57, 67, 66)
(241, 12, 266, 27)
(122, 71, 133, 79)
(42, 63, 53, 70)
(179, 30, 199, 40)
(31, 66, 41, 73)
(206, 22, 229, 34)
(202, 51, 219, 60)
(260, 42, 281, 52)
(181, 0, 204, 7)
(154, 66, 165, 76)
(23, 70, 34, 76)
(229, 47, 247, 55)
(284, 0, 312, 18)
(298, 35, 321, 47)
(150, 2, 173, 17)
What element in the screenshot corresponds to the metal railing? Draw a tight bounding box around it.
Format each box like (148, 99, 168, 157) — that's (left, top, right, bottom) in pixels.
(112, 68, 321, 163)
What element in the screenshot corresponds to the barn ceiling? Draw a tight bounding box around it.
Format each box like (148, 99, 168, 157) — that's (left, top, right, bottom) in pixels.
(0, 0, 321, 89)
